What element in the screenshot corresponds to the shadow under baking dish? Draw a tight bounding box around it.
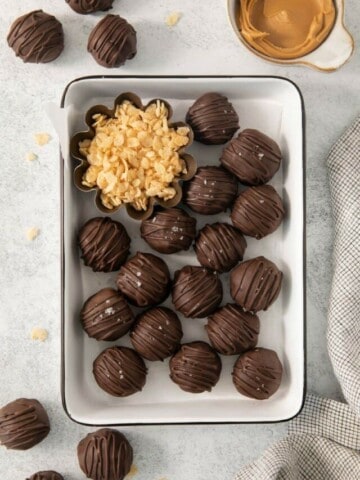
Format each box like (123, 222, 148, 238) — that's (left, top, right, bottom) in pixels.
(60, 75, 306, 426)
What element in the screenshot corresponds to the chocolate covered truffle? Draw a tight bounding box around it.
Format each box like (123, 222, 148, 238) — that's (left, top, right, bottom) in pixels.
(169, 341, 222, 393)
(80, 288, 134, 341)
(172, 266, 223, 318)
(206, 304, 259, 355)
(183, 166, 238, 215)
(78, 428, 133, 480)
(7, 10, 64, 64)
(0, 398, 50, 450)
(186, 92, 239, 145)
(27, 472, 63, 480)
(88, 14, 137, 68)
(220, 129, 281, 185)
(66, 0, 114, 14)
(194, 223, 246, 272)
(78, 217, 130, 273)
(232, 348, 283, 399)
(116, 252, 171, 307)
(141, 208, 196, 254)
(130, 307, 183, 361)
(93, 346, 147, 397)
(230, 256, 282, 312)
(231, 185, 285, 239)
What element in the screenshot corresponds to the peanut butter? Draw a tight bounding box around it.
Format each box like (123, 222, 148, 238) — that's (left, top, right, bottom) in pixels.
(239, 0, 336, 60)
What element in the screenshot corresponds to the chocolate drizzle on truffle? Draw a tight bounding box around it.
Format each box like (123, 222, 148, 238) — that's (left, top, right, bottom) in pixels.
(78, 217, 130, 273)
(130, 307, 183, 361)
(116, 252, 171, 307)
(7, 10, 64, 63)
(186, 92, 239, 144)
(66, 0, 114, 14)
(80, 288, 134, 341)
(169, 341, 222, 393)
(232, 348, 283, 399)
(88, 14, 137, 68)
(206, 304, 259, 355)
(141, 208, 196, 254)
(183, 166, 238, 215)
(27, 472, 63, 480)
(231, 185, 285, 239)
(230, 256, 282, 312)
(93, 346, 147, 397)
(0, 398, 50, 450)
(194, 223, 247, 272)
(77, 428, 133, 480)
(172, 266, 223, 318)
(221, 129, 281, 185)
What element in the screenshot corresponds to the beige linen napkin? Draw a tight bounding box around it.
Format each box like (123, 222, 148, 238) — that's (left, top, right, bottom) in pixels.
(235, 116, 360, 480)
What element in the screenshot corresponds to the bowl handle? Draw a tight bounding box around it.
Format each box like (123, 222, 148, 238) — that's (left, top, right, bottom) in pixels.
(307, 23, 354, 72)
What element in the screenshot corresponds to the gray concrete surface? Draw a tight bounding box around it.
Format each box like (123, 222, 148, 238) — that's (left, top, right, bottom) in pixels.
(0, 1, 359, 478)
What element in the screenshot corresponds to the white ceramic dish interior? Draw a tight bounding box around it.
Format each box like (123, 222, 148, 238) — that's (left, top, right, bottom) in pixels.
(57, 76, 305, 425)
(227, 0, 354, 72)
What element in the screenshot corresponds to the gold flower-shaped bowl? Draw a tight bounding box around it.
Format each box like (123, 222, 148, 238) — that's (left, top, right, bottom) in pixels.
(70, 92, 196, 220)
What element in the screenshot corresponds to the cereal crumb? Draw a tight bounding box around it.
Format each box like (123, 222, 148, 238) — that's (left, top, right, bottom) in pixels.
(80, 100, 190, 211)
(30, 327, 48, 342)
(127, 464, 138, 478)
(34, 132, 51, 146)
(166, 12, 182, 27)
(26, 152, 37, 162)
(26, 227, 40, 241)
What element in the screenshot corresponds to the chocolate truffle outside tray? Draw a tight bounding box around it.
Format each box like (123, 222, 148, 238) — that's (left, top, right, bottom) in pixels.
(62, 76, 304, 424)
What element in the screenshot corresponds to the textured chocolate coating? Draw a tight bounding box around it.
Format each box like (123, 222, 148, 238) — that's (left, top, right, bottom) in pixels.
(81, 288, 134, 341)
(206, 304, 259, 355)
(232, 348, 283, 399)
(186, 92, 239, 145)
(169, 342, 222, 393)
(116, 252, 171, 307)
(27, 472, 63, 480)
(7, 10, 64, 63)
(93, 346, 147, 397)
(66, 0, 114, 14)
(183, 166, 238, 215)
(194, 223, 247, 272)
(130, 307, 183, 361)
(230, 256, 282, 312)
(220, 129, 282, 185)
(88, 14, 137, 68)
(141, 208, 197, 254)
(231, 185, 285, 239)
(172, 266, 223, 318)
(77, 428, 133, 480)
(0, 398, 50, 450)
(78, 217, 130, 273)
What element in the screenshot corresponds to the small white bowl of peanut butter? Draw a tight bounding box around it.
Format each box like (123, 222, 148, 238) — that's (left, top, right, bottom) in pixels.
(227, 0, 354, 71)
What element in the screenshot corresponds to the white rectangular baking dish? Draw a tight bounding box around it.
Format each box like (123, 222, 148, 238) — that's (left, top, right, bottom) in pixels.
(59, 76, 305, 425)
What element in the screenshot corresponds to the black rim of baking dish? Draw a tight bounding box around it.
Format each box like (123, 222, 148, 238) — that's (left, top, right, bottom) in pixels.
(60, 75, 307, 427)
